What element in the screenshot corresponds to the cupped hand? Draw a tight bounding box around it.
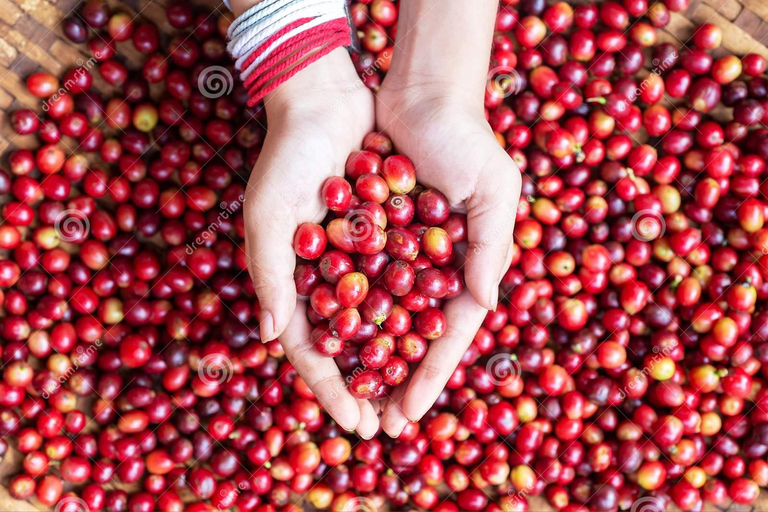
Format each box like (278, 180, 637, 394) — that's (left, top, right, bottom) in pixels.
(375, 81, 522, 436)
(243, 48, 379, 437)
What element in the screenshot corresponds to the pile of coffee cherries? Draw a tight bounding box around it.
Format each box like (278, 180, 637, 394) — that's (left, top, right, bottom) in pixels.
(293, 142, 463, 400)
(3, 0, 768, 510)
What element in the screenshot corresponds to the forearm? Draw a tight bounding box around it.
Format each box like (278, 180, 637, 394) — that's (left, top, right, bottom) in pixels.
(230, 0, 257, 17)
(226, 0, 358, 112)
(263, 47, 364, 120)
(386, 0, 497, 104)
(230, 0, 264, 17)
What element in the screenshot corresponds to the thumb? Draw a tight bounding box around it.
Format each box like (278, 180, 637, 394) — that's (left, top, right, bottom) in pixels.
(244, 200, 299, 343)
(464, 143, 521, 311)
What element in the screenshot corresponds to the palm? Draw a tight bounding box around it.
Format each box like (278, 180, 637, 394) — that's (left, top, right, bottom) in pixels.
(376, 98, 502, 209)
(246, 87, 376, 283)
(244, 85, 380, 437)
(373, 89, 522, 435)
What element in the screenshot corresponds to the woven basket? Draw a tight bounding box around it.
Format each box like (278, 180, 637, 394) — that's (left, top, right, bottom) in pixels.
(1, 0, 768, 510)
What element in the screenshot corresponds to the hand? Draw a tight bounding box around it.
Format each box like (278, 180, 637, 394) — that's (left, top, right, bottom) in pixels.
(375, 79, 522, 436)
(243, 48, 380, 437)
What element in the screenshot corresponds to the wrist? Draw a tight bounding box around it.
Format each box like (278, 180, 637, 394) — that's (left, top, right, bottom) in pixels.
(264, 47, 362, 121)
(381, 0, 497, 112)
(230, 0, 260, 17)
(261, 47, 375, 155)
(380, 68, 483, 114)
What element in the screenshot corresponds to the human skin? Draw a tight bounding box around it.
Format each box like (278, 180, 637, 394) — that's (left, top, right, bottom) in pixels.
(236, 0, 520, 437)
(373, 0, 522, 436)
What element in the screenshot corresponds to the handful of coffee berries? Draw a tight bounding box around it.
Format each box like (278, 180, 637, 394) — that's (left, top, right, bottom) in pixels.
(292, 132, 466, 400)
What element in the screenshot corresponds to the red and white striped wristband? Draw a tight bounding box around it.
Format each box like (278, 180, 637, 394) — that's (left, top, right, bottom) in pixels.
(226, 0, 352, 106)
(229, 0, 342, 59)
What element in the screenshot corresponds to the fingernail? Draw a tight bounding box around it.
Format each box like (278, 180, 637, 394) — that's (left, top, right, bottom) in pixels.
(260, 310, 275, 342)
(499, 263, 509, 285)
(490, 286, 499, 311)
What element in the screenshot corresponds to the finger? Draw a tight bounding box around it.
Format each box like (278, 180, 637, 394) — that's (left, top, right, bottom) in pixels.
(464, 146, 521, 310)
(500, 242, 516, 291)
(356, 399, 380, 440)
(401, 291, 488, 422)
(380, 382, 410, 438)
(244, 192, 299, 343)
(280, 301, 361, 432)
